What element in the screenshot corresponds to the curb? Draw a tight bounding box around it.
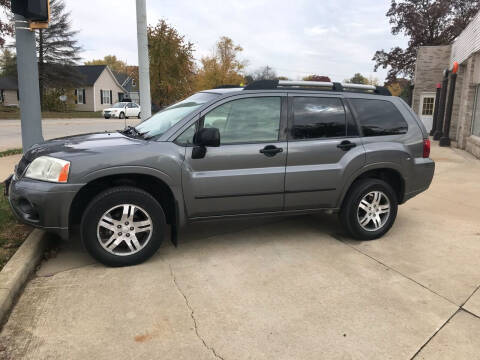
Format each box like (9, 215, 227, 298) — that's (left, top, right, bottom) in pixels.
(0, 229, 50, 325)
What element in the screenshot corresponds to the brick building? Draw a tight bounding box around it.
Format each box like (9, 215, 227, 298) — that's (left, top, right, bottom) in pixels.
(412, 11, 480, 158)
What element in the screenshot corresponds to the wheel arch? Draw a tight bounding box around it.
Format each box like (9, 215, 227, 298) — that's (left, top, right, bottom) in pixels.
(338, 164, 406, 208)
(69, 171, 185, 242)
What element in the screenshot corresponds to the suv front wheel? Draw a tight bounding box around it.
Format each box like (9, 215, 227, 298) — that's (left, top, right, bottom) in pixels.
(340, 178, 398, 240)
(81, 186, 165, 267)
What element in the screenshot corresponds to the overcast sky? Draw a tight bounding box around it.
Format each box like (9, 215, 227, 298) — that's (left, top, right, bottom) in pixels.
(65, 0, 408, 83)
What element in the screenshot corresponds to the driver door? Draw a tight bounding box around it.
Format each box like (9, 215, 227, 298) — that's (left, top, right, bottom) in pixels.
(179, 94, 288, 218)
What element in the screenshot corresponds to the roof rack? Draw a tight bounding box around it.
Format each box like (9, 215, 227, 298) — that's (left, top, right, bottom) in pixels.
(243, 79, 391, 96)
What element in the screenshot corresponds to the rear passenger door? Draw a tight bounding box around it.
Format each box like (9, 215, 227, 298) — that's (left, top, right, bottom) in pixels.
(284, 95, 365, 210)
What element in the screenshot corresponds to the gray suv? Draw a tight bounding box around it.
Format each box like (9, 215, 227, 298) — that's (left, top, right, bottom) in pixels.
(5, 80, 435, 266)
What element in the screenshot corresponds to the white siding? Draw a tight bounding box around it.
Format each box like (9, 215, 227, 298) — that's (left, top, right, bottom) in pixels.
(451, 10, 480, 65)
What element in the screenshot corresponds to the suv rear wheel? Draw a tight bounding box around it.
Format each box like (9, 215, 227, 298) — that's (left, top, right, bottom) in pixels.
(340, 178, 397, 240)
(81, 186, 165, 267)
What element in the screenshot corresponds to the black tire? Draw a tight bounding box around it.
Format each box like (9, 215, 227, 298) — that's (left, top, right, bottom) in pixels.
(340, 178, 398, 241)
(137, 112, 141, 119)
(81, 186, 165, 267)
(119, 112, 125, 119)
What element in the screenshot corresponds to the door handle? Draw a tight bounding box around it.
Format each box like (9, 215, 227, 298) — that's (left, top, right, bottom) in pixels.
(260, 145, 283, 157)
(337, 140, 356, 151)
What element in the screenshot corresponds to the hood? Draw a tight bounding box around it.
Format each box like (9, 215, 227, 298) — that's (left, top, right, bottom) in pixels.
(103, 107, 123, 112)
(23, 131, 143, 162)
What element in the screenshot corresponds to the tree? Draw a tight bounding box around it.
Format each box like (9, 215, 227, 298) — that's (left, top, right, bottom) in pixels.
(0, 0, 13, 47)
(36, 0, 82, 108)
(249, 65, 277, 81)
(0, 48, 17, 77)
(345, 73, 369, 84)
(148, 19, 196, 107)
(345, 73, 379, 85)
(302, 75, 331, 82)
(385, 78, 412, 101)
(373, 0, 480, 81)
(195, 36, 245, 90)
(84, 55, 128, 74)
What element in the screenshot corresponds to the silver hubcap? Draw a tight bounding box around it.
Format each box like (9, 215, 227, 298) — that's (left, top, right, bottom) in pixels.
(357, 191, 390, 232)
(97, 204, 153, 256)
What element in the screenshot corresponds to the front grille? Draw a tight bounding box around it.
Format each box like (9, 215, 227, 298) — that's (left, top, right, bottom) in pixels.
(104, 111, 111, 115)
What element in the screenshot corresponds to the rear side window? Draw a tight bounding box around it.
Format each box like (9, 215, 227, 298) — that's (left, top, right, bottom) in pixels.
(350, 99, 408, 136)
(292, 97, 346, 139)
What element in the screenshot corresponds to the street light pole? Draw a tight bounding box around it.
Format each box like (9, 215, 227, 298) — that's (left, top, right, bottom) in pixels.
(14, 14, 44, 151)
(135, 0, 151, 120)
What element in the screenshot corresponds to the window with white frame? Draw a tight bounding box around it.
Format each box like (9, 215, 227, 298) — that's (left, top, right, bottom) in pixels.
(101, 90, 111, 104)
(472, 86, 480, 137)
(76, 88, 85, 104)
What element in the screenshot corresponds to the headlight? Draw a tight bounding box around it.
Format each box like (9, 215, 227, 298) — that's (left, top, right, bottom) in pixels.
(25, 156, 70, 183)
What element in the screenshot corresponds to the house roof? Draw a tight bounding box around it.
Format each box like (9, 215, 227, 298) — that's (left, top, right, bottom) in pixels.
(113, 71, 128, 87)
(76, 65, 107, 86)
(0, 76, 18, 90)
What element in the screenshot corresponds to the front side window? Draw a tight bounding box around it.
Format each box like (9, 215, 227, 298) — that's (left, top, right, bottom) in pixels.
(204, 97, 281, 144)
(292, 97, 346, 139)
(350, 98, 408, 136)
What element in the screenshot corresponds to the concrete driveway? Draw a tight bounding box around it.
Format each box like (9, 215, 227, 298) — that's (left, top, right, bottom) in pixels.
(0, 143, 479, 359)
(0, 118, 141, 151)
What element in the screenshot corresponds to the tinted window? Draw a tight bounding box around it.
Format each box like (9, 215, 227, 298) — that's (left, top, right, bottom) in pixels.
(292, 97, 346, 139)
(350, 99, 408, 136)
(204, 97, 281, 144)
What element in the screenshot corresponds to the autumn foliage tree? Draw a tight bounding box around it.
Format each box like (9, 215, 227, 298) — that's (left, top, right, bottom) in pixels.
(373, 0, 480, 81)
(195, 36, 245, 90)
(85, 55, 128, 74)
(302, 75, 331, 82)
(148, 20, 196, 107)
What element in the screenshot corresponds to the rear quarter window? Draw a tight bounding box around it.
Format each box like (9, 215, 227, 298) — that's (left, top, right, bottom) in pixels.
(350, 98, 408, 137)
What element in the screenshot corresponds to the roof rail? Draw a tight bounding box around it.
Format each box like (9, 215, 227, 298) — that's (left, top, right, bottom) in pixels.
(243, 79, 391, 96)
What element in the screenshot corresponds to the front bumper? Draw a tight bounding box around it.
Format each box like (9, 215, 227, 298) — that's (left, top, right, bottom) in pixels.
(5, 175, 83, 240)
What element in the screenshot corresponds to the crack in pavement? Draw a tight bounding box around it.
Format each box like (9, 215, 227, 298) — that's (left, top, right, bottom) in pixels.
(332, 233, 480, 358)
(332, 234, 459, 307)
(169, 265, 225, 360)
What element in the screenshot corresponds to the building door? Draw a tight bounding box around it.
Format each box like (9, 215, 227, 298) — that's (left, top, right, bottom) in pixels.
(420, 92, 435, 132)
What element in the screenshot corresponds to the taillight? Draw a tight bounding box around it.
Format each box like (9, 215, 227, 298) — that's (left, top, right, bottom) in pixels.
(423, 139, 430, 158)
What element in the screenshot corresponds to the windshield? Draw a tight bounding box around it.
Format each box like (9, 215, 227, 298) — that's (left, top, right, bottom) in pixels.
(136, 92, 219, 138)
(112, 103, 127, 108)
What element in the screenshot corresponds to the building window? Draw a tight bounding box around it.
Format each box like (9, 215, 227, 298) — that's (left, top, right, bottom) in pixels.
(76, 88, 85, 104)
(472, 86, 480, 137)
(421, 96, 435, 116)
(101, 90, 111, 104)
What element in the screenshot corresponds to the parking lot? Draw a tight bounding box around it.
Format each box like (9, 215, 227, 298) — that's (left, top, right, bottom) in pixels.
(0, 142, 479, 359)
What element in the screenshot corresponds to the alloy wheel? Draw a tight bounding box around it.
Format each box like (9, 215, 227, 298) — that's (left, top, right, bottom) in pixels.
(356, 191, 391, 232)
(97, 204, 153, 256)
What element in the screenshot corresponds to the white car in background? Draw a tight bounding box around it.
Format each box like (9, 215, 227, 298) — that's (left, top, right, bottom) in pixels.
(103, 102, 141, 119)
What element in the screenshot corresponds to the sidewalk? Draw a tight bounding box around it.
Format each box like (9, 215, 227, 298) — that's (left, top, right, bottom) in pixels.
(0, 155, 21, 181)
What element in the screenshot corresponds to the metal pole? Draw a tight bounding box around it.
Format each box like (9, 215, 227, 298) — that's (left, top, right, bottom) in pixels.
(429, 83, 442, 136)
(135, 0, 151, 120)
(433, 70, 449, 141)
(439, 72, 457, 147)
(14, 14, 44, 151)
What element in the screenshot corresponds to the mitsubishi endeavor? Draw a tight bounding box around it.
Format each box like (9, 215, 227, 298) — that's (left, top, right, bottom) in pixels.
(5, 80, 435, 266)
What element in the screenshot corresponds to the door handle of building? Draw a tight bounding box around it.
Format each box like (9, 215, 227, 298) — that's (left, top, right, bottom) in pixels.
(337, 140, 356, 151)
(260, 145, 283, 157)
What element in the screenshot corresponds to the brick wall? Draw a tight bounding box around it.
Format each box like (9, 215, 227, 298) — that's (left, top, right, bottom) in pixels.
(412, 45, 452, 116)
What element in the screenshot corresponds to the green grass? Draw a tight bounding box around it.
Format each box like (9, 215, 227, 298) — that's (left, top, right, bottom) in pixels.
(0, 184, 31, 270)
(0, 107, 102, 119)
(0, 148, 22, 158)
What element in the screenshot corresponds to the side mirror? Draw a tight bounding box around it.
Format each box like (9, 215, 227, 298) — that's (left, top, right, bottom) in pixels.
(193, 127, 220, 147)
(192, 127, 220, 159)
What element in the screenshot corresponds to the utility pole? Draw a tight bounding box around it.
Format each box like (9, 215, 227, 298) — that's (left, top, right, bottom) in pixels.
(136, 0, 151, 120)
(14, 14, 44, 151)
